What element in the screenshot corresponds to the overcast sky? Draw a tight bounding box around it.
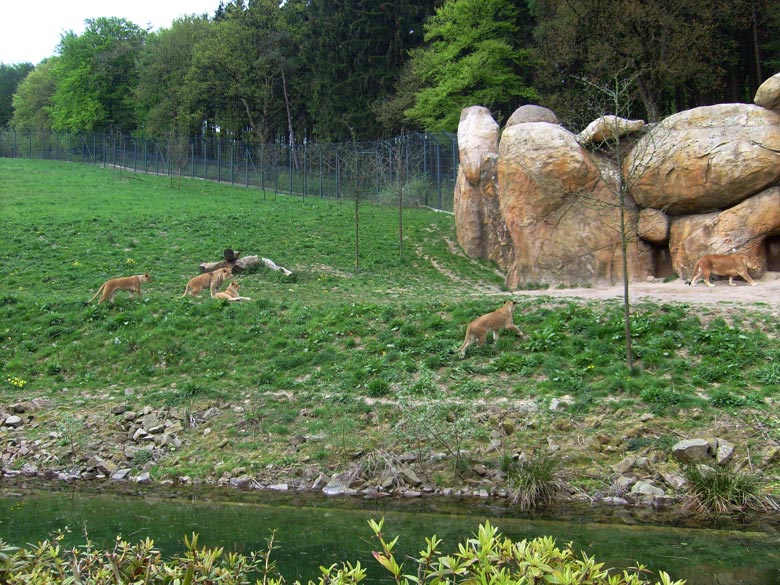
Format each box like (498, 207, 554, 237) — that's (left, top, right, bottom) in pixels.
(2, 0, 221, 65)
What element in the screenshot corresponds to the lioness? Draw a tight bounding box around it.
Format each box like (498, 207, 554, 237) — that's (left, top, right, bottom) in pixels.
(458, 300, 523, 358)
(689, 253, 761, 287)
(88, 273, 151, 304)
(214, 281, 251, 302)
(181, 267, 232, 297)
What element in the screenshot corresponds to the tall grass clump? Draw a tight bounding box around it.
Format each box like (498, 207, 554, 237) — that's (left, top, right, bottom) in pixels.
(681, 463, 778, 516)
(507, 453, 568, 510)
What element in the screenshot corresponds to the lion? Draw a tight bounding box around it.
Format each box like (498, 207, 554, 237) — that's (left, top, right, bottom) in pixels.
(214, 281, 251, 302)
(88, 273, 151, 304)
(458, 300, 523, 358)
(181, 267, 232, 297)
(689, 253, 761, 287)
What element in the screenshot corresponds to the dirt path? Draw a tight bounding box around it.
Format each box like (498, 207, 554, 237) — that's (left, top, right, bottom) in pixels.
(510, 272, 780, 313)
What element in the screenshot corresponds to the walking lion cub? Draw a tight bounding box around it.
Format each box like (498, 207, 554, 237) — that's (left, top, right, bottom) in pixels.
(88, 273, 151, 304)
(689, 253, 760, 287)
(458, 300, 523, 358)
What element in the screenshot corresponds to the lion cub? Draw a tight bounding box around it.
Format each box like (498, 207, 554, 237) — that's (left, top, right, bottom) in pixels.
(458, 300, 523, 358)
(689, 253, 760, 287)
(181, 267, 232, 298)
(88, 273, 151, 304)
(214, 281, 251, 302)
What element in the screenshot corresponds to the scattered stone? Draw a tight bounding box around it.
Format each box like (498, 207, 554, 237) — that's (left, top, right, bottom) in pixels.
(322, 473, 357, 496)
(399, 467, 422, 486)
(229, 476, 253, 489)
(672, 439, 712, 464)
(631, 480, 666, 498)
(111, 468, 131, 481)
(134, 472, 151, 484)
(612, 456, 636, 475)
(715, 438, 735, 465)
(4, 415, 22, 428)
(661, 472, 687, 490)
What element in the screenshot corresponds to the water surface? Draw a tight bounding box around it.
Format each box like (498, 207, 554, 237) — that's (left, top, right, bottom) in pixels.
(1, 481, 778, 584)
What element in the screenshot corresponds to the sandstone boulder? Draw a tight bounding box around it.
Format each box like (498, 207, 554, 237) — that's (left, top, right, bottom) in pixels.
(754, 72, 780, 112)
(669, 186, 780, 277)
(576, 115, 645, 145)
(624, 104, 780, 215)
(453, 106, 514, 269)
(637, 208, 669, 244)
(497, 122, 652, 287)
(505, 104, 559, 128)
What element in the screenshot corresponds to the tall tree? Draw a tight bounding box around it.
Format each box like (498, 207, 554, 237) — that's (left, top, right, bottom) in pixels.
(531, 0, 732, 125)
(10, 60, 57, 129)
(183, 0, 293, 140)
(0, 62, 34, 127)
(299, 0, 440, 141)
(400, 0, 539, 132)
(136, 15, 212, 136)
(51, 17, 146, 133)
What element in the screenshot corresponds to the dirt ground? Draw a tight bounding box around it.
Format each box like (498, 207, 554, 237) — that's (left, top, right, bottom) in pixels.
(512, 272, 780, 313)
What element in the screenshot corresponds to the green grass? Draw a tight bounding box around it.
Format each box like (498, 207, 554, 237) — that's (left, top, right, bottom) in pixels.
(2, 158, 780, 492)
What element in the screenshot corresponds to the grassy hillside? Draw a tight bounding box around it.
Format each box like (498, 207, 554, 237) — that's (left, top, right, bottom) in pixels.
(2, 158, 779, 501)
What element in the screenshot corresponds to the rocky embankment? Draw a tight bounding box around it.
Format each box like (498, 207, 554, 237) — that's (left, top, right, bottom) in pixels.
(3, 397, 779, 514)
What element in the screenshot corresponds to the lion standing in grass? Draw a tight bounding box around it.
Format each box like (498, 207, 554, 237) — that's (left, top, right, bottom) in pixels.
(181, 267, 232, 297)
(88, 274, 151, 304)
(458, 300, 523, 358)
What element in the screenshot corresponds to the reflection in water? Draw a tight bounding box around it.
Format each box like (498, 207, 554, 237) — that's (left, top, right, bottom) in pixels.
(1, 482, 779, 584)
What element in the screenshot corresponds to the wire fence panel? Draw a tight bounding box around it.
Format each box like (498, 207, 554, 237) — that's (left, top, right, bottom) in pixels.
(0, 129, 459, 212)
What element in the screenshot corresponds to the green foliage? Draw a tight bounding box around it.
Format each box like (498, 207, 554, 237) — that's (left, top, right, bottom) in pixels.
(51, 18, 146, 133)
(0, 521, 688, 584)
(368, 518, 686, 585)
(10, 60, 56, 129)
(403, 0, 539, 131)
(0, 62, 34, 127)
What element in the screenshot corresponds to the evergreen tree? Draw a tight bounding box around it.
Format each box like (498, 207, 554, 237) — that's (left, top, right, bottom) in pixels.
(401, 0, 539, 132)
(299, 0, 439, 141)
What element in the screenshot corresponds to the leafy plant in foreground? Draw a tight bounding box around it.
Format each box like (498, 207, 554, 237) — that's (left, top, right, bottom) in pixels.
(369, 518, 686, 585)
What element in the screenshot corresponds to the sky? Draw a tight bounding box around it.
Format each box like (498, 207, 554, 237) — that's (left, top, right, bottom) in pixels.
(2, 0, 222, 65)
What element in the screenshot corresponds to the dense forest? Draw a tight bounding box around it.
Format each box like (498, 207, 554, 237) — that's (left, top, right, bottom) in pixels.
(1, 0, 778, 142)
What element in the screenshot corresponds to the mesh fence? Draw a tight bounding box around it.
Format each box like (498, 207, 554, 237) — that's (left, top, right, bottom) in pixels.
(0, 129, 459, 212)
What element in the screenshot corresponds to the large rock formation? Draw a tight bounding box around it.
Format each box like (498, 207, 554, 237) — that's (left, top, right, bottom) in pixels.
(497, 121, 651, 287)
(454, 72, 780, 287)
(624, 104, 780, 215)
(453, 106, 514, 269)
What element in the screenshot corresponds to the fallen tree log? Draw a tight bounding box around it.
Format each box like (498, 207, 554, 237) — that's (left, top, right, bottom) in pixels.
(199, 255, 293, 276)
